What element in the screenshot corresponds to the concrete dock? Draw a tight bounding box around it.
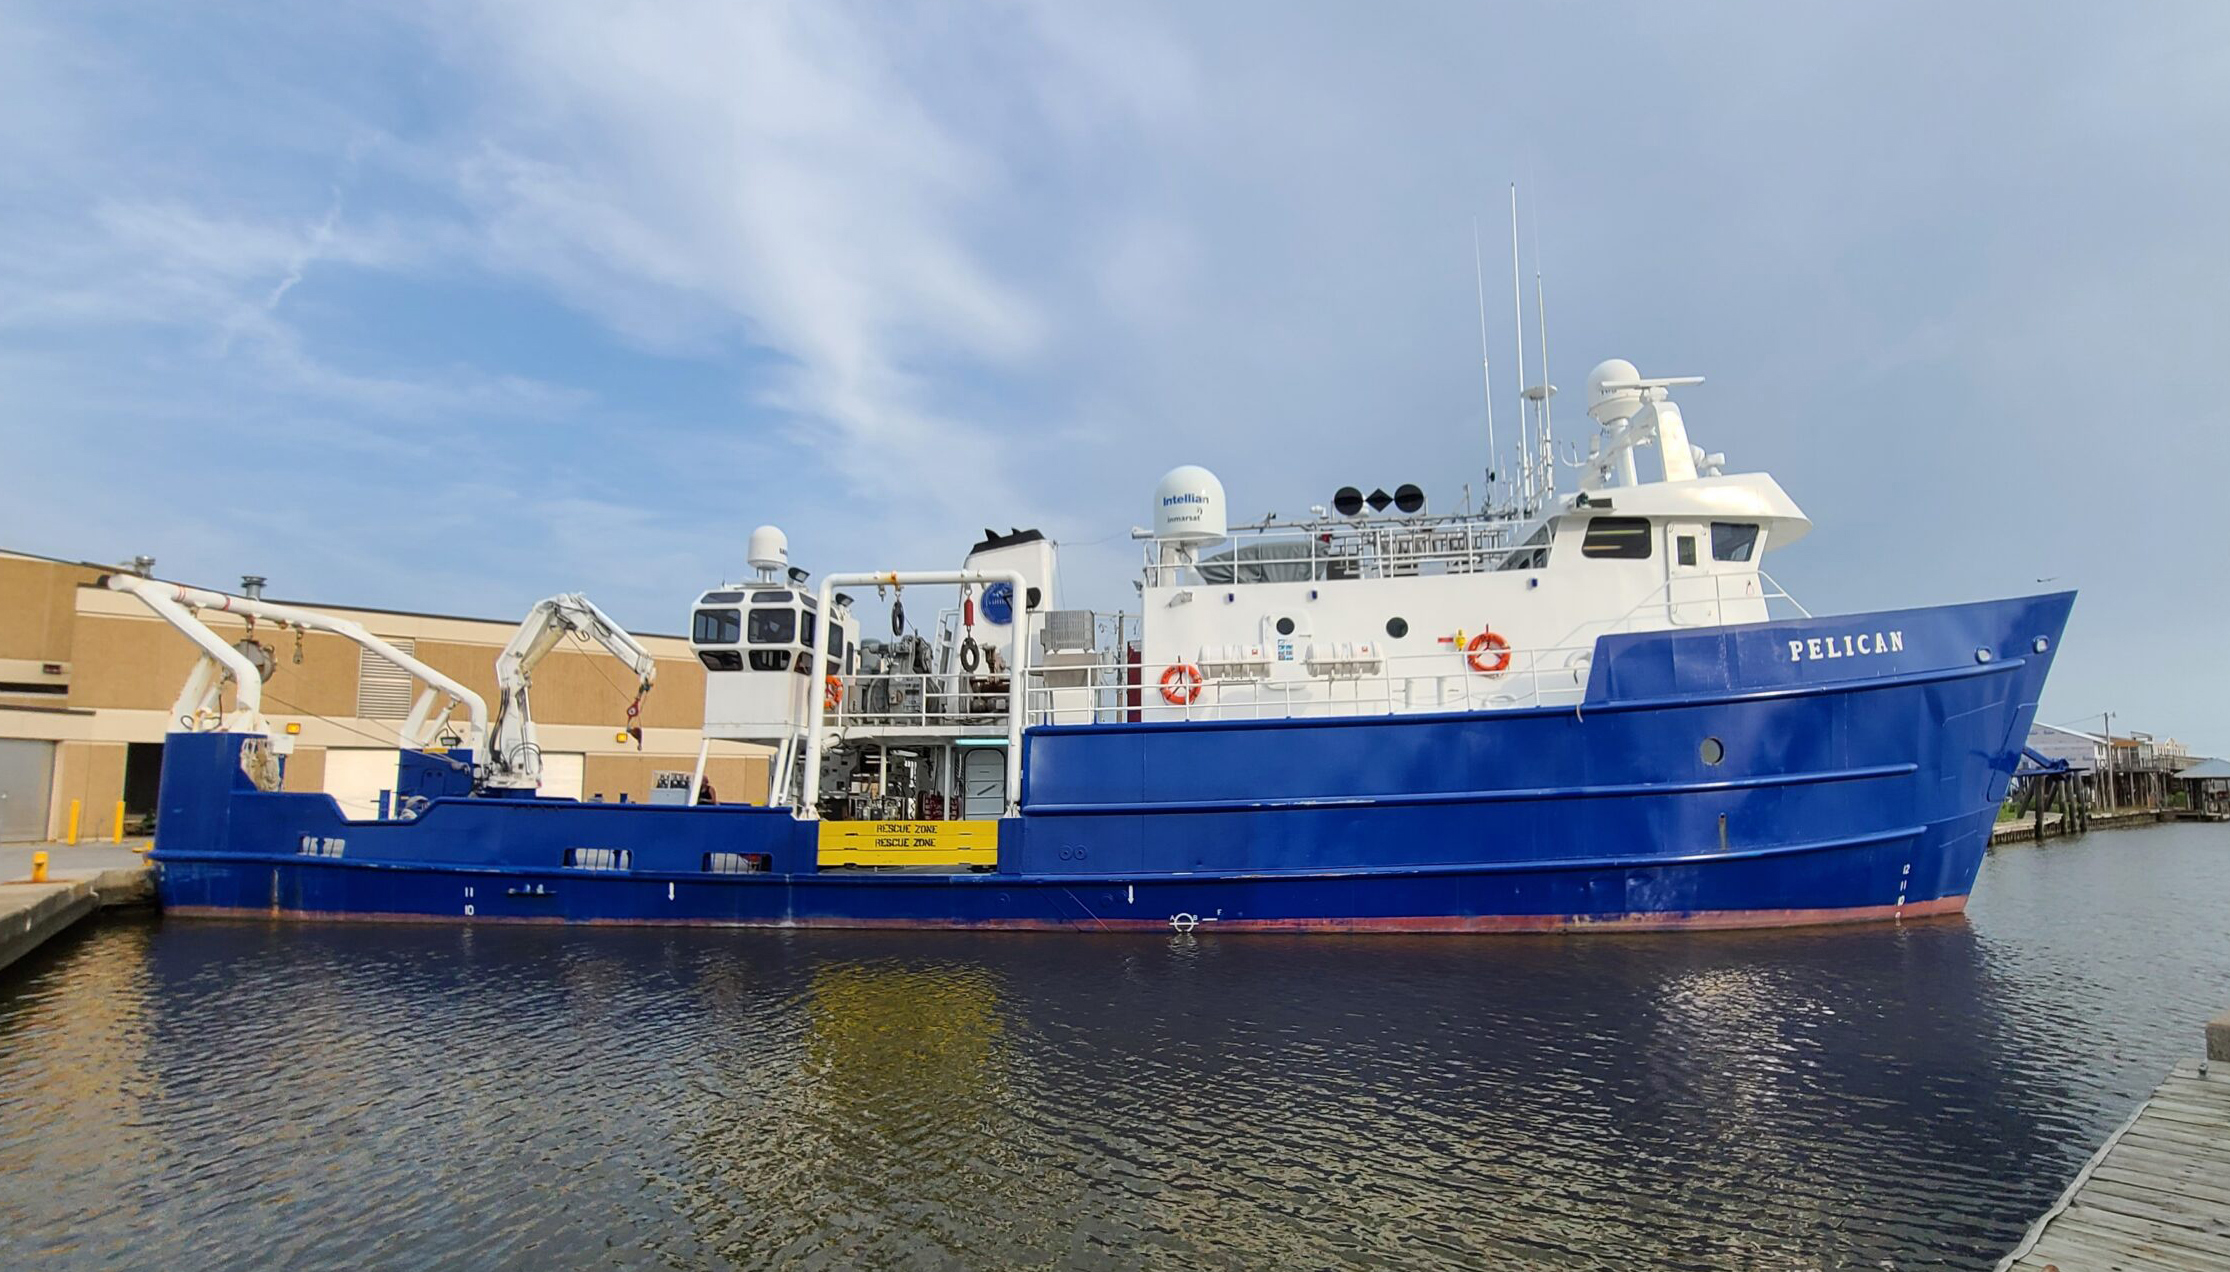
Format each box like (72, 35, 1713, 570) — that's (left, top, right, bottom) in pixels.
(0, 843, 155, 976)
(1997, 1012, 2230, 1271)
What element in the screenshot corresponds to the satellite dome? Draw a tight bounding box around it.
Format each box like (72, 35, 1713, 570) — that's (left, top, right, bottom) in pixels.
(746, 525, 790, 578)
(1152, 466, 1228, 545)
(1586, 358, 1643, 425)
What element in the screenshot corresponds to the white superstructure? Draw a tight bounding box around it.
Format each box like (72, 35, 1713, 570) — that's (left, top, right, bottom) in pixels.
(690, 361, 1814, 817)
(1130, 361, 1807, 718)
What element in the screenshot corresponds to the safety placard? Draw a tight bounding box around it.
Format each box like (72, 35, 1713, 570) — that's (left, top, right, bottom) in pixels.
(817, 820, 998, 867)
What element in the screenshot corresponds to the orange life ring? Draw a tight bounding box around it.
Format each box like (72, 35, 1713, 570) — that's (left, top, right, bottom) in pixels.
(1160, 663, 1203, 705)
(1466, 631, 1512, 675)
(824, 675, 843, 710)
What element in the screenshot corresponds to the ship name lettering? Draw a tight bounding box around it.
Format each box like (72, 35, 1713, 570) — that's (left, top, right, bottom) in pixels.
(1788, 630, 1901, 663)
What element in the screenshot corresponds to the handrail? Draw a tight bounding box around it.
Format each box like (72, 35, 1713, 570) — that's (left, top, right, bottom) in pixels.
(1138, 515, 1529, 587)
(1537, 570, 1807, 654)
(806, 570, 1810, 735)
(803, 569, 1029, 817)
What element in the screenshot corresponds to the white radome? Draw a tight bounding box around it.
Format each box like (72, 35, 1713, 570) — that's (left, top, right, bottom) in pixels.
(1153, 465, 1228, 545)
(746, 525, 790, 576)
(1586, 358, 1644, 425)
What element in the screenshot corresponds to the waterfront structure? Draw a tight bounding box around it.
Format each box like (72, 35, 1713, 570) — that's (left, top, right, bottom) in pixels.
(2025, 723, 2213, 817)
(1998, 1015, 2230, 1271)
(2173, 758, 2230, 818)
(0, 548, 770, 843)
(124, 358, 2077, 933)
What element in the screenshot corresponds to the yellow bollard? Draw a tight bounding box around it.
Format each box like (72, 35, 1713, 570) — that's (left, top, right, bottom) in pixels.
(66, 799, 81, 846)
(30, 852, 47, 883)
(112, 800, 126, 844)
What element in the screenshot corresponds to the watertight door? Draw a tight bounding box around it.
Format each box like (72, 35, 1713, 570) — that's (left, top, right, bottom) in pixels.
(960, 747, 1005, 819)
(1665, 522, 1717, 627)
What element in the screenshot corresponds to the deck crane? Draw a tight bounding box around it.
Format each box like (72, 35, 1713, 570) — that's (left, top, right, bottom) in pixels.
(486, 593, 658, 793)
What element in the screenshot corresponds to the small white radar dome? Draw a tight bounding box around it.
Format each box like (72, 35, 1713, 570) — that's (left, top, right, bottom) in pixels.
(746, 525, 790, 577)
(1153, 465, 1228, 545)
(1586, 358, 1643, 425)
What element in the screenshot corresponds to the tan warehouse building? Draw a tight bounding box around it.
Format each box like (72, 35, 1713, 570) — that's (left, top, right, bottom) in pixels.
(0, 548, 769, 843)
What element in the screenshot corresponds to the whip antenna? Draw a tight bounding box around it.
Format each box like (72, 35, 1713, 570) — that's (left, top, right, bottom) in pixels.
(1533, 189, 1554, 499)
(1472, 219, 1498, 508)
(1510, 184, 1530, 510)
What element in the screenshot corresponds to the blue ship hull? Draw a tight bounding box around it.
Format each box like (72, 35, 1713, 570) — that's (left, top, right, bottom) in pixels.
(150, 593, 2073, 934)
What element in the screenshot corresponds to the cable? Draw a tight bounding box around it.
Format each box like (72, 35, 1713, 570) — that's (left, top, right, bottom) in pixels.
(570, 628, 650, 707)
(262, 689, 470, 773)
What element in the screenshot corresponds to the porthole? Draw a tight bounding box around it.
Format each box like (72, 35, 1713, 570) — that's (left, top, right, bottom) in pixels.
(1275, 617, 1296, 636)
(1700, 737, 1725, 766)
(1385, 617, 1409, 639)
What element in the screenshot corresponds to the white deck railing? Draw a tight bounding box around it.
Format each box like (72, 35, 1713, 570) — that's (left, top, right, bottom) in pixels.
(1138, 512, 1535, 587)
(816, 572, 1809, 733)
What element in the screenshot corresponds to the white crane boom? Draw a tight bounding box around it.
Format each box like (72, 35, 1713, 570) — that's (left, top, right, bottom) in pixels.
(104, 573, 488, 753)
(485, 593, 658, 791)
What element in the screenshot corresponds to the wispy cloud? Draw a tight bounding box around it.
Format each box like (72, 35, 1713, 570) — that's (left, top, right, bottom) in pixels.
(412, 1, 1195, 517)
(1, 0, 2227, 745)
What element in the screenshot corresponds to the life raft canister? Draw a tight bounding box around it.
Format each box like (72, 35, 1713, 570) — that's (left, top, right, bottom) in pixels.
(1160, 662, 1203, 705)
(824, 675, 843, 710)
(1466, 630, 1512, 675)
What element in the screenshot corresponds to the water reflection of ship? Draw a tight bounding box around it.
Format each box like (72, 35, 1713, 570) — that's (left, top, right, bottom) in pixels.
(84, 919, 2103, 1269)
(842, 922, 2085, 1269)
(670, 947, 1084, 1267)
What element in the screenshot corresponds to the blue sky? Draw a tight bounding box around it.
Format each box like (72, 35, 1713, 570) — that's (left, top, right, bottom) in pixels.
(4, 2, 2225, 749)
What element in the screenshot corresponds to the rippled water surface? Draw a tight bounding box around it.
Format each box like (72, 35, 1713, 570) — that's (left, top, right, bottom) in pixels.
(4, 823, 2227, 1270)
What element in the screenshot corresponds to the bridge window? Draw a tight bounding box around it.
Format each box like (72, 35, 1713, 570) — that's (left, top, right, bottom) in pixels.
(694, 608, 741, 644)
(748, 607, 796, 645)
(747, 651, 790, 672)
(1711, 522, 1760, 562)
(1580, 517, 1653, 560)
(699, 649, 744, 672)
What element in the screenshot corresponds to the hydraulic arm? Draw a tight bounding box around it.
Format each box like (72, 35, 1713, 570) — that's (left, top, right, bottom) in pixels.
(486, 593, 658, 791)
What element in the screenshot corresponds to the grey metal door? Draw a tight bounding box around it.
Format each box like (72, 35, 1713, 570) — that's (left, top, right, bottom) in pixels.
(0, 739, 56, 843)
(960, 747, 1006, 820)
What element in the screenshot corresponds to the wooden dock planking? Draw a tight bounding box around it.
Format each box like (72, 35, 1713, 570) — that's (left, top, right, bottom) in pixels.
(2001, 1059, 2230, 1271)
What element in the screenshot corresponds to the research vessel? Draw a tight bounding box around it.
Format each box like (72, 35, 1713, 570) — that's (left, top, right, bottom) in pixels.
(130, 359, 2072, 932)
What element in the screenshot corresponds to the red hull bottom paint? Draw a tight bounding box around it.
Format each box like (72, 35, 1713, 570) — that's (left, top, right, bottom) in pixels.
(163, 894, 1968, 935)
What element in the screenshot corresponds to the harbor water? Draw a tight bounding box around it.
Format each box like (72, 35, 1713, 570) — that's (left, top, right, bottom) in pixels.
(3, 823, 2225, 1271)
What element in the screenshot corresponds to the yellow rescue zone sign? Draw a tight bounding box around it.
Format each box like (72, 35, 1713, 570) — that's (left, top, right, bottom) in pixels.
(817, 820, 998, 867)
